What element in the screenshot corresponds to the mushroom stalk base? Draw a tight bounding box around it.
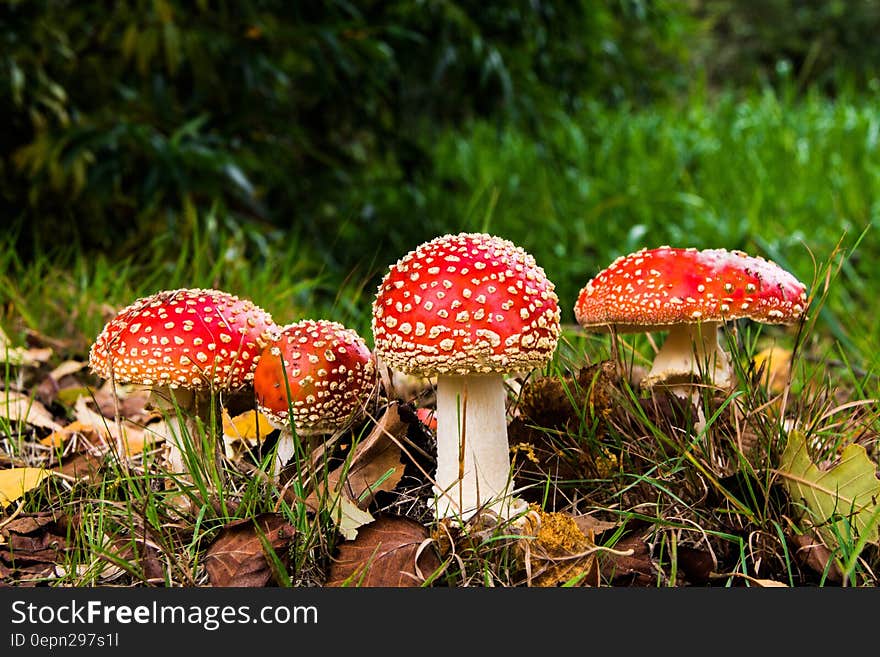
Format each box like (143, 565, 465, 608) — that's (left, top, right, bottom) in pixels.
(151, 387, 226, 487)
(641, 321, 734, 395)
(270, 429, 322, 482)
(433, 374, 522, 521)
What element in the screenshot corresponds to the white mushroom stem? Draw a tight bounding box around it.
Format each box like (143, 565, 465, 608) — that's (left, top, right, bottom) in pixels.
(150, 386, 225, 484)
(641, 321, 734, 397)
(265, 426, 323, 483)
(433, 374, 522, 520)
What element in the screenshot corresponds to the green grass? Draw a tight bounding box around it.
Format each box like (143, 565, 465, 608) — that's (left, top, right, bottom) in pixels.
(1, 85, 878, 587)
(414, 86, 880, 369)
(4, 85, 880, 371)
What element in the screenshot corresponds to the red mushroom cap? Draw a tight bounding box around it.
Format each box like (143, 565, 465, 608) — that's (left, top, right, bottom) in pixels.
(252, 319, 375, 435)
(574, 246, 808, 332)
(372, 232, 561, 377)
(88, 288, 276, 389)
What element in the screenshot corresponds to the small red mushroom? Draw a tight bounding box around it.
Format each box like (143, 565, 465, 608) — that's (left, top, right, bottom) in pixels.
(253, 319, 375, 437)
(416, 407, 437, 433)
(372, 232, 560, 520)
(88, 287, 276, 475)
(252, 319, 376, 478)
(575, 246, 808, 394)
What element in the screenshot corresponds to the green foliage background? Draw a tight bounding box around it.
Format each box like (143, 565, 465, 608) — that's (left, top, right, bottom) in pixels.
(3, 0, 879, 341)
(1, 0, 685, 252)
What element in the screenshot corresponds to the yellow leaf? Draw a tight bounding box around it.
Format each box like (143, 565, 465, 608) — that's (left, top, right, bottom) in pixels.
(778, 430, 880, 548)
(40, 420, 98, 448)
(222, 409, 275, 444)
(0, 468, 49, 506)
(752, 346, 792, 394)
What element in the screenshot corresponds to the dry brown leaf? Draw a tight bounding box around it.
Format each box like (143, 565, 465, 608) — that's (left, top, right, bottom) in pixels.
(676, 545, 716, 585)
(139, 419, 173, 448)
(90, 381, 155, 424)
(104, 537, 165, 584)
(341, 420, 405, 507)
(305, 404, 407, 513)
(0, 561, 59, 584)
(117, 425, 150, 456)
(204, 513, 296, 587)
(572, 513, 619, 537)
(750, 578, 789, 587)
(116, 389, 158, 425)
(2, 347, 53, 367)
(326, 515, 440, 587)
(73, 396, 117, 440)
(332, 499, 376, 541)
(597, 532, 657, 586)
(1, 513, 59, 536)
(70, 395, 158, 456)
(0, 326, 52, 367)
(1, 512, 70, 572)
(36, 363, 89, 407)
(49, 360, 85, 381)
(22, 328, 74, 352)
(716, 572, 791, 587)
(55, 451, 105, 482)
(40, 420, 101, 449)
(790, 532, 844, 583)
(0, 391, 62, 431)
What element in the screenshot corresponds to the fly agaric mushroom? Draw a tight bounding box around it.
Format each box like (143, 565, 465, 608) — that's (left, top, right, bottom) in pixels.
(372, 232, 560, 520)
(88, 288, 275, 475)
(574, 246, 808, 395)
(252, 319, 376, 471)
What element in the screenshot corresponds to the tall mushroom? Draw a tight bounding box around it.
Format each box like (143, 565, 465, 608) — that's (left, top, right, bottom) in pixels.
(252, 319, 376, 474)
(574, 246, 808, 397)
(372, 232, 560, 520)
(88, 288, 276, 477)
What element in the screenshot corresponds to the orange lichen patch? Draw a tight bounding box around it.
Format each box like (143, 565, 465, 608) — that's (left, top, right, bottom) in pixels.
(518, 506, 598, 587)
(252, 319, 375, 435)
(510, 442, 540, 464)
(534, 508, 592, 553)
(575, 246, 808, 332)
(88, 288, 275, 390)
(372, 232, 561, 376)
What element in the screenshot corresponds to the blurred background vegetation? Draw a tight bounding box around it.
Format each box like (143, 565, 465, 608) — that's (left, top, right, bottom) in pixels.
(2, 0, 879, 363)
